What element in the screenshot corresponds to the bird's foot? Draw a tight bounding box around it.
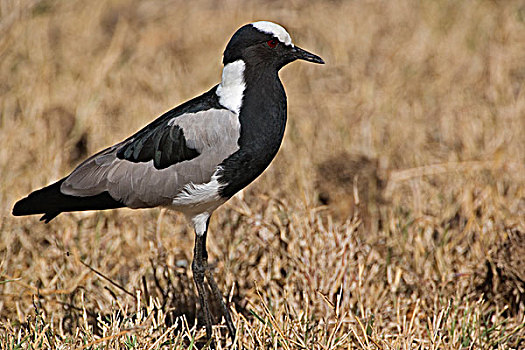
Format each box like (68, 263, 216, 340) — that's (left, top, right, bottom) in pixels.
(205, 268, 236, 338)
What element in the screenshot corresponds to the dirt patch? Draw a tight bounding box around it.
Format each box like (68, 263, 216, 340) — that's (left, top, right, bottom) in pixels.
(316, 152, 386, 228)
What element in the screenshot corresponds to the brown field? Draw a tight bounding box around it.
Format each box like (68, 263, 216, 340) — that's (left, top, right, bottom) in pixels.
(1, 0, 524, 348)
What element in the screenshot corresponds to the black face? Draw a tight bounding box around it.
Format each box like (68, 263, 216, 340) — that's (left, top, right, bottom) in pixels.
(223, 24, 324, 69)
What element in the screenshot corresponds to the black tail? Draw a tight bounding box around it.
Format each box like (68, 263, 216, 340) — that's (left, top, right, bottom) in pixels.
(12, 179, 125, 223)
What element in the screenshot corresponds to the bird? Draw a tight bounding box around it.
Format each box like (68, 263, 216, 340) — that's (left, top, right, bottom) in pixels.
(12, 21, 324, 339)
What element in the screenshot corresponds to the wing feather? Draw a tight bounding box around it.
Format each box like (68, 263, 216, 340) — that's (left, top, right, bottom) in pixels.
(61, 108, 240, 208)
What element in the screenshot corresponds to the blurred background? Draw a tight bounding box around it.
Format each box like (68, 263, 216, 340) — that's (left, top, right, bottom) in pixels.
(1, 0, 524, 348)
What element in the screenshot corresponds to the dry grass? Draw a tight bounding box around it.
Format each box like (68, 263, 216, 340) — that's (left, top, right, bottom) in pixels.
(1, 0, 525, 348)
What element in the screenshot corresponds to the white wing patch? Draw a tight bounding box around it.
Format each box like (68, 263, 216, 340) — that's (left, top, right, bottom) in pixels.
(252, 21, 293, 47)
(216, 60, 246, 114)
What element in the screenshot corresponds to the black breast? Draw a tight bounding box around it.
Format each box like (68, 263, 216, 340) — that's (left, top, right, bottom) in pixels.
(218, 71, 287, 198)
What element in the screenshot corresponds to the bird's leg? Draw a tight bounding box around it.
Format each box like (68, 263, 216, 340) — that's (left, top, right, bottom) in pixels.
(205, 265, 236, 337)
(192, 220, 236, 340)
(192, 231, 213, 338)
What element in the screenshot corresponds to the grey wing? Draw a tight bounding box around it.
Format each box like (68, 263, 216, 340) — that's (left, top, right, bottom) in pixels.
(60, 109, 240, 208)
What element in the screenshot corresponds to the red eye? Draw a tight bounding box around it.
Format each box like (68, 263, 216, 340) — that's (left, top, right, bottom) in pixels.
(267, 39, 278, 48)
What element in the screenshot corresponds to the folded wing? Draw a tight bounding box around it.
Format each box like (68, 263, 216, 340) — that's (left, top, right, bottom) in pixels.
(62, 108, 240, 208)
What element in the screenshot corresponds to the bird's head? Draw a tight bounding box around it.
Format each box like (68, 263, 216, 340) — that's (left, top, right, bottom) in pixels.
(223, 21, 324, 70)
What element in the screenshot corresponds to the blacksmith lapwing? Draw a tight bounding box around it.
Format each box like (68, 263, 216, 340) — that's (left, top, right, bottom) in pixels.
(13, 21, 324, 338)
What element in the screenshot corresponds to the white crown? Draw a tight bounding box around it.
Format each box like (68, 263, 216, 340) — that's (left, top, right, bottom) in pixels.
(251, 21, 293, 47)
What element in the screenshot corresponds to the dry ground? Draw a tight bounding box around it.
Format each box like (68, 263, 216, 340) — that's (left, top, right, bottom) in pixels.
(1, 0, 524, 348)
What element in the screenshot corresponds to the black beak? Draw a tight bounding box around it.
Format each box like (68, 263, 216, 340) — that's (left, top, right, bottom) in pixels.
(292, 45, 325, 64)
